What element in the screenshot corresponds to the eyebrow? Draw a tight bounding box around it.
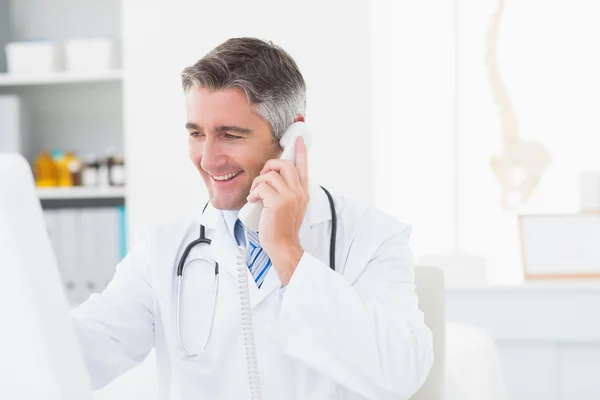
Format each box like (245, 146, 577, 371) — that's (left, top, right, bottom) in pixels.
(185, 123, 252, 135)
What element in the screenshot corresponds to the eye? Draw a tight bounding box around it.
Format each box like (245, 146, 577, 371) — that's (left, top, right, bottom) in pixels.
(224, 133, 242, 140)
(189, 131, 204, 138)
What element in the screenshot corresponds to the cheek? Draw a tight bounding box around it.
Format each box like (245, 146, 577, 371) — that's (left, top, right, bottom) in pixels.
(260, 145, 282, 166)
(230, 145, 263, 168)
(189, 143, 203, 163)
(245, 152, 271, 173)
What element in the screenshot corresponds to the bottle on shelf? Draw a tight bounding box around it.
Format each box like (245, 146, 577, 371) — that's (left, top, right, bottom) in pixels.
(52, 149, 69, 187)
(34, 151, 58, 187)
(97, 148, 114, 188)
(109, 153, 125, 187)
(33, 148, 124, 189)
(98, 146, 125, 188)
(81, 154, 100, 187)
(51, 149, 81, 187)
(66, 151, 82, 186)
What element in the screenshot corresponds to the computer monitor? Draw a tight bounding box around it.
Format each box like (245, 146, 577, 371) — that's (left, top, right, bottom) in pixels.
(0, 153, 93, 399)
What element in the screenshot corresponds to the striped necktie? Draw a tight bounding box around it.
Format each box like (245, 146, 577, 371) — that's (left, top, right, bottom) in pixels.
(235, 220, 272, 288)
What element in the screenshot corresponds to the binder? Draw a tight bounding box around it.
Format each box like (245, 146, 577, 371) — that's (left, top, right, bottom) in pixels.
(43, 206, 124, 305)
(95, 207, 120, 292)
(78, 208, 97, 303)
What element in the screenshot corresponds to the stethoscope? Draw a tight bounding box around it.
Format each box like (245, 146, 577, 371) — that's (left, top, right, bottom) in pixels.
(176, 186, 337, 357)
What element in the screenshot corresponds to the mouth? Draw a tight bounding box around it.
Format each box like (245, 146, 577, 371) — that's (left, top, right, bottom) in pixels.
(211, 170, 243, 183)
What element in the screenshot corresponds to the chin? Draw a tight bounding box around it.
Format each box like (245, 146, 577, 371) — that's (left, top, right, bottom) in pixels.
(210, 196, 245, 211)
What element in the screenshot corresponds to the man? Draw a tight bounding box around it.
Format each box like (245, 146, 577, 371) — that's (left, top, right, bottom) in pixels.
(72, 37, 433, 399)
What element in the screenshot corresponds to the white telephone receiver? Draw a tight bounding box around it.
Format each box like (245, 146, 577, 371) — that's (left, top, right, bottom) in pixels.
(235, 121, 311, 400)
(238, 121, 311, 231)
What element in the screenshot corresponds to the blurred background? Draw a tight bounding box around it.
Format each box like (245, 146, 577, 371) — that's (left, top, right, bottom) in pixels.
(2, 0, 600, 399)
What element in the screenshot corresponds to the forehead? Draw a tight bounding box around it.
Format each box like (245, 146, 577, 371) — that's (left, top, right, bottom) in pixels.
(185, 86, 255, 125)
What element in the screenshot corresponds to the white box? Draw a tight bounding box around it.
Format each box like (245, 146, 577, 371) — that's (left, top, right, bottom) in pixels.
(64, 37, 117, 72)
(581, 171, 600, 212)
(519, 214, 600, 278)
(5, 41, 60, 74)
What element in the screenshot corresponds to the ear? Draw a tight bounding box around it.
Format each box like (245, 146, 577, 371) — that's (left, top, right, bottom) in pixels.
(294, 114, 305, 123)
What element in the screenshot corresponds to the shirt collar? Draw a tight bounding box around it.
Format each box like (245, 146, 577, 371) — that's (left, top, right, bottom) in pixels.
(221, 209, 239, 242)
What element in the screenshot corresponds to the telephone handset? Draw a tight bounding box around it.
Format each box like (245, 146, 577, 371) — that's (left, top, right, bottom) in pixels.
(238, 121, 312, 231)
(235, 121, 311, 400)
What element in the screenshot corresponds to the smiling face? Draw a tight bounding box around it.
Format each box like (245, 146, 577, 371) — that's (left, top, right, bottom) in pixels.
(186, 86, 281, 210)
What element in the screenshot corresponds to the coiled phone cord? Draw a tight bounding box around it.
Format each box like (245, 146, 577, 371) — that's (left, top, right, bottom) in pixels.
(236, 226, 263, 400)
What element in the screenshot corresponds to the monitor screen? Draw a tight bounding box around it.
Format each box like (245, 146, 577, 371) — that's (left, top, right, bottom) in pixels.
(0, 153, 93, 400)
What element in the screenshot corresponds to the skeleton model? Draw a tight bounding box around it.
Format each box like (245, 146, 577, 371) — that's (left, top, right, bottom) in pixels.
(487, 0, 551, 208)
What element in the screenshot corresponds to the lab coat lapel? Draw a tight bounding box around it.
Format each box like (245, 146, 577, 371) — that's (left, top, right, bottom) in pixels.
(199, 203, 241, 280)
(204, 209, 262, 308)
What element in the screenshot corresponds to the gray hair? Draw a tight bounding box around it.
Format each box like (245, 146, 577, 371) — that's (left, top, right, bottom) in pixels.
(182, 37, 306, 140)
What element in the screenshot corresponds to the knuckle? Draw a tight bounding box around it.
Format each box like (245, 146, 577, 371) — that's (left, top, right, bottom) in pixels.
(253, 174, 264, 183)
(277, 160, 293, 171)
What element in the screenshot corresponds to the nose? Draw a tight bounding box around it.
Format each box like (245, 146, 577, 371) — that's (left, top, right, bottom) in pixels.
(199, 134, 226, 173)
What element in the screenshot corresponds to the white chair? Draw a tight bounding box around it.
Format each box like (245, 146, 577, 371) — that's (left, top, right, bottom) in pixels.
(411, 266, 446, 400)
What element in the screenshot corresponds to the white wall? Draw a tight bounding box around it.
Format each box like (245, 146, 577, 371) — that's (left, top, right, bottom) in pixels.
(122, 0, 372, 240)
(371, 0, 455, 258)
(9, 0, 121, 42)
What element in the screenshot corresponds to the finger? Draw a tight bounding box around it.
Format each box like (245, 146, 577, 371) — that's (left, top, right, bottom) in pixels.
(295, 136, 309, 193)
(250, 171, 290, 195)
(247, 182, 280, 208)
(259, 159, 303, 193)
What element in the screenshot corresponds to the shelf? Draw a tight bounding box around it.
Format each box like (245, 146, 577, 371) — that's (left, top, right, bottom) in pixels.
(0, 70, 123, 87)
(37, 187, 125, 200)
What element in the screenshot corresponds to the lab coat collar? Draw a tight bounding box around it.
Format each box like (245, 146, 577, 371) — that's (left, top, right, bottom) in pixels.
(304, 183, 334, 227)
(197, 184, 333, 308)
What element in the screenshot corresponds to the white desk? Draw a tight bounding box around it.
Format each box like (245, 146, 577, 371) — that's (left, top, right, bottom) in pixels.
(446, 282, 600, 400)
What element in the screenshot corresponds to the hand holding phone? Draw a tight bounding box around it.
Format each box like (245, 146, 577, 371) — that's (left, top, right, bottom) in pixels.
(238, 122, 311, 231)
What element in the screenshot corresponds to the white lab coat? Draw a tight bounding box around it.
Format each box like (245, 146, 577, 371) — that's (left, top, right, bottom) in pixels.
(71, 184, 433, 400)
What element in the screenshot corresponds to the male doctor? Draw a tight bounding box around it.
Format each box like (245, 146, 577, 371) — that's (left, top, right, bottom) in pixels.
(72, 37, 433, 399)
